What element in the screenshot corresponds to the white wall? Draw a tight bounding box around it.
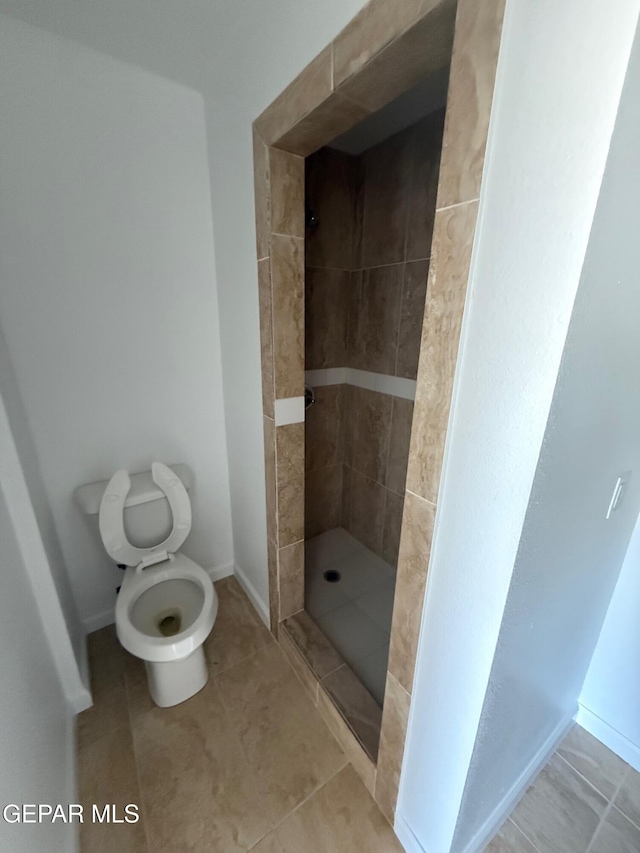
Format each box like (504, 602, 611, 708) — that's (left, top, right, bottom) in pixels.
(395, 2, 640, 853)
(579, 512, 640, 770)
(0, 410, 77, 852)
(0, 0, 367, 617)
(0, 15, 234, 628)
(451, 18, 640, 852)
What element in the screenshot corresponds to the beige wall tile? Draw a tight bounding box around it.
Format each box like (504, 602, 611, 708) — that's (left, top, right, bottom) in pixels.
(359, 134, 411, 268)
(258, 259, 275, 418)
(375, 671, 411, 823)
(337, 0, 456, 114)
(282, 610, 344, 680)
(405, 112, 444, 261)
(349, 265, 403, 375)
(321, 665, 382, 761)
(341, 463, 352, 528)
(205, 577, 273, 675)
(278, 624, 320, 704)
(263, 415, 277, 544)
(271, 234, 304, 399)
(132, 679, 270, 853)
(267, 535, 278, 633)
(269, 148, 304, 238)
(255, 46, 332, 147)
(316, 683, 377, 796)
(344, 386, 393, 484)
(436, 0, 506, 208)
(275, 90, 370, 158)
(346, 469, 386, 554)
(305, 464, 343, 538)
(382, 490, 404, 567)
(276, 422, 305, 547)
(387, 491, 435, 692)
(396, 259, 430, 379)
(253, 127, 270, 259)
(250, 832, 286, 853)
(386, 397, 414, 494)
(305, 268, 350, 370)
(305, 385, 344, 472)
(276, 765, 403, 853)
(306, 148, 357, 269)
(332, 0, 447, 88)
(216, 644, 347, 826)
(278, 539, 304, 620)
(406, 200, 479, 504)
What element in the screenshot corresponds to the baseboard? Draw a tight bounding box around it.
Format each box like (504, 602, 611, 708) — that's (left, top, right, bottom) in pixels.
(394, 812, 428, 853)
(456, 711, 575, 853)
(81, 560, 236, 634)
(577, 703, 640, 772)
(233, 564, 270, 627)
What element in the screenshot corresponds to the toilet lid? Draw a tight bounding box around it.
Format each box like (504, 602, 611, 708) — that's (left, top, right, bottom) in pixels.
(98, 461, 192, 567)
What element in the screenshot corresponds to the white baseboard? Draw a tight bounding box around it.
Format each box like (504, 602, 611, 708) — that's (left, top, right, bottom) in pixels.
(394, 812, 427, 853)
(455, 711, 575, 853)
(81, 559, 236, 634)
(233, 563, 270, 627)
(577, 703, 640, 772)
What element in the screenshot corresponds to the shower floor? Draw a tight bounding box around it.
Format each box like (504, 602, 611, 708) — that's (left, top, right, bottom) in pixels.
(305, 528, 396, 706)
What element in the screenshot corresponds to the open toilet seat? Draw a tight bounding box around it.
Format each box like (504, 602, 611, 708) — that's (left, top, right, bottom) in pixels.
(99, 461, 192, 569)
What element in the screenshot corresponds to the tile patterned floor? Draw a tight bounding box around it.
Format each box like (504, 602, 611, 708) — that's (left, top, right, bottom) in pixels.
(306, 528, 396, 705)
(77, 576, 404, 853)
(485, 725, 640, 853)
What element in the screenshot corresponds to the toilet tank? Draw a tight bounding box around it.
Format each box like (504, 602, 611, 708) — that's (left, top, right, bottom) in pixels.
(74, 464, 194, 550)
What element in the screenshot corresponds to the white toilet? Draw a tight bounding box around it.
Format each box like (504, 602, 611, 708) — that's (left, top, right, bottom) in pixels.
(75, 462, 218, 708)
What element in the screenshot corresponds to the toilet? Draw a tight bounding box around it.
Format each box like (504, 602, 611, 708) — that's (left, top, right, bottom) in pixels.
(75, 462, 218, 708)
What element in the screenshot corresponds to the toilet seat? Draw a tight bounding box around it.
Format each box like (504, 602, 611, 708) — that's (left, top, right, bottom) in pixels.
(99, 461, 192, 569)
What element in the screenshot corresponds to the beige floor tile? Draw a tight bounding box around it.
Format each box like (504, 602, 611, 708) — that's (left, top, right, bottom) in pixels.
(275, 765, 403, 853)
(77, 678, 129, 750)
(78, 726, 147, 853)
(131, 677, 270, 853)
(557, 725, 628, 799)
(216, 643, 347, 826)
(204, 576, 273, 675)
(591, 806, 640, 853)
(87, 624, 125, 699)
(511, 753, 607, 853)
(250, 833, 285, 853)
(484, 819, 537, 853)
(615, 766, 640, 826)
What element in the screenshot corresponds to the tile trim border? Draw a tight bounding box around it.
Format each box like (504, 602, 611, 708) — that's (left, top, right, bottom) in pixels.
(275, 396, 305, 425)
(305, 368, 417, 401)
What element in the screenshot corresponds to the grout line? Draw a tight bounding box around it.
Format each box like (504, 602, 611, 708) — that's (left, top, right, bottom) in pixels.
(608, 802, 640, 834)
(270, 762, 350, 838)
(584, 767, 629, 853)
(435, 197, 479, 213)
(405, 487, 437, 508)
(257, 255, 270, 262)
(506, 817, 543, 853)
(271, 230, 305, 241)
(555, 751, 619, 804)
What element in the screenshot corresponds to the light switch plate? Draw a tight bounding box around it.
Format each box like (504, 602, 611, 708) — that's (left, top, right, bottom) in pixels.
(606, 471, 632, 519)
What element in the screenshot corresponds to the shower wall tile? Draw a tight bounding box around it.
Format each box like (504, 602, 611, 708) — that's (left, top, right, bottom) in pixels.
(407, 200, 479, 504)
(278, 540, 305, 620)
(305, 268, 350, 370)
(271, 234, 304, 399)
(382, 490, 404, 567)
(359, 133, 412, 268)
(258, 259, 275, 419)
(253, 128, 270, 260)
(436, 0, 507, 209)
(254, 45, 332, 148)
(375, 671, 411, 823)
(405, 111, 445, 261)
(267, 536, 278, 633)
(306, 148, 357, 269)
(305, 465, 343, 538)
(344, 386, 393, 484)
(269, 148, 304, 238)
(348, 264, 403, 375)
(263, 415, 277, 545)
(387, 491, 436, 693)
(396, 259, 430, 379)
(305, 385, 344, 472)
(386, 397, 414, 495)
(346, 469, 386, 555)
(276, 422, 305, 547)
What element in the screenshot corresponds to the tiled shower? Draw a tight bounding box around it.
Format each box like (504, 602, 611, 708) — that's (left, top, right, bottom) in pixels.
(304, 109, 446, 707)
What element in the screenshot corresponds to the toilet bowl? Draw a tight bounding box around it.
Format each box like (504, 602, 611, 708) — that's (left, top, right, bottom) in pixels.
(76, 461, 218, 708)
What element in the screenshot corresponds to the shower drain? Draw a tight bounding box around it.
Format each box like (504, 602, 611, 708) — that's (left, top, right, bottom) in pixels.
(323, 569, 341, 583)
